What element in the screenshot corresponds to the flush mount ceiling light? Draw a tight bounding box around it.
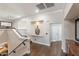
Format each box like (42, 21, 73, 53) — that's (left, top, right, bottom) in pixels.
(35, 8, 39, 13)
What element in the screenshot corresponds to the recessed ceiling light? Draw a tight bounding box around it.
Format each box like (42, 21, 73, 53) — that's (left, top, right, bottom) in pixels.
(35, 9, 39, 13)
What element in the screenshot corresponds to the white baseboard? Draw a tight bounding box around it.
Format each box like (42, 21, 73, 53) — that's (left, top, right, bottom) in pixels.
(32, 40, 50, 46)
(51, 40, 61, 42)
(22, 51, 30, 56)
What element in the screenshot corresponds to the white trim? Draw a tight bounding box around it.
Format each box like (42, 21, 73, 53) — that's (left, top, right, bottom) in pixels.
(51, 40, 62, 42)
(12, 29, 21, 38)
(32, 40, 50, 46)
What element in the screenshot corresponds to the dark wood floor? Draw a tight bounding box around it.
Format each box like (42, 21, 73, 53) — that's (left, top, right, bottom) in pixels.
(30, 41, 63, 56)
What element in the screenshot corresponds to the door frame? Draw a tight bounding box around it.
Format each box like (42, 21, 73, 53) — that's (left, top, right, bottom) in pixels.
(49, 23, 62, 43)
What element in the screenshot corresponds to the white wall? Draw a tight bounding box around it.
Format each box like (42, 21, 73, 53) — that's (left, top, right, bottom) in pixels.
(64, 20, 75, 40)
(13, 18, 31, 35)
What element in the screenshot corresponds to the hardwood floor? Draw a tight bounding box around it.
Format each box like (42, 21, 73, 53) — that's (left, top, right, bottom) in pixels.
(30, 41, 63, 56)
(66, 40, 79, 56)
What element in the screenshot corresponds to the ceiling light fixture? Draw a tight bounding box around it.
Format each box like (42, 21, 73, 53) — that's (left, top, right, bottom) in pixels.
(35, 8, 39, 13)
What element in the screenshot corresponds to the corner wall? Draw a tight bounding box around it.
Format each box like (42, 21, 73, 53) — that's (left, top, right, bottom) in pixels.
(62, 19, 75, 52)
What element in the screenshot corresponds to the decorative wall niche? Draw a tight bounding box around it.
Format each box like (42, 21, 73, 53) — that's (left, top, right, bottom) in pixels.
(31, 20, 43, 35)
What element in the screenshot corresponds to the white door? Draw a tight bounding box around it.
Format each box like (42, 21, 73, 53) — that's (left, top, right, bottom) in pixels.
(51, 24, 62, 42)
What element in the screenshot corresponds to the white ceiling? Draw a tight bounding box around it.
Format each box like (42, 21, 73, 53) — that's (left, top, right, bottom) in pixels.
(0, 3, 65, 21)
(65, 3, 79, 20)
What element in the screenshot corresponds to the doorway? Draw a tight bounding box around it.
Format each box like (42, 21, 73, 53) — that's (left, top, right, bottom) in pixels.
(50, 24, 62, 42)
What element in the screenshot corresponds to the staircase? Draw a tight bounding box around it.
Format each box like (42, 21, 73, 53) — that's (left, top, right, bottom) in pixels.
(6, 29, 30, 56)
(0, 28, 31, 56)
